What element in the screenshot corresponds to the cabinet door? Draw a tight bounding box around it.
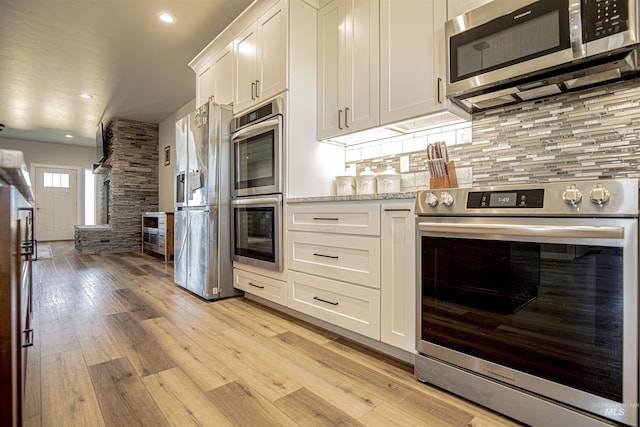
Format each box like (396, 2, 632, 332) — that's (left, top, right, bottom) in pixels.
(234, 23, 259, 112)
(317, 0, 343, 140)
(380, 0, 447, 124)
(344, 0, 379, 133)
(317, 0, 378, 140)
(380, 202, 415, 352)
(256, 3, 287, 101)
(213, 43, 234, 106)
(196, 58, 215, 108)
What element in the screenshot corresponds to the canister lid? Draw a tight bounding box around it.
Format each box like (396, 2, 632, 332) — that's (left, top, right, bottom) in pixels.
(359, 167, 376, 176)
(380, 166, 398, 175)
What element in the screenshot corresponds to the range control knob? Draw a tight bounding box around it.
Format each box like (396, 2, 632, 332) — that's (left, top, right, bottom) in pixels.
(425, 192, 439, 207)
(440, 191, 454, 207)
(589, 184, 610, 206)
(562, 185, 582, 206)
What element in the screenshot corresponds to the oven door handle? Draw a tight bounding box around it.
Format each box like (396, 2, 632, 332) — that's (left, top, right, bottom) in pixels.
(417, 222, 625, 240)
(232, 196, 281, 206)
(231, 117, 280, 141)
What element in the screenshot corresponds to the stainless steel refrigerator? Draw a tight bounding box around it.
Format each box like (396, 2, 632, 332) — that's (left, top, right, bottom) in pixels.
(174, 102, 241, 300)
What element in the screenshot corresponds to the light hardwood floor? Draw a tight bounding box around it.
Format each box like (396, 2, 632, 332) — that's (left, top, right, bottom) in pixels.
(23, 241, 521, 426)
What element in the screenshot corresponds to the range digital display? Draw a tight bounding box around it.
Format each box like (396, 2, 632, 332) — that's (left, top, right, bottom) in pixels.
(489, 192, 517, 207)
(467, 189, 544, 208)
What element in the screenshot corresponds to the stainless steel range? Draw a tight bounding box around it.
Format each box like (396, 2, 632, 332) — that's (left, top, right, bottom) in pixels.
(415, 179, 639, 427)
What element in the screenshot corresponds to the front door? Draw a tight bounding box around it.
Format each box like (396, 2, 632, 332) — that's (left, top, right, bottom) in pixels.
(34, 166, 78, 241)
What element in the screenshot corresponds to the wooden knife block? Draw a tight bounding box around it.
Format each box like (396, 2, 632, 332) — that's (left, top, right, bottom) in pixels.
(429, 161, 458, 189)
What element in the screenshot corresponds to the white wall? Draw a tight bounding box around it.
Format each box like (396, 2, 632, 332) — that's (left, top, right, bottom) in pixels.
(0, 136, 96, 224)
(0, 137, 96, 170)
(158, 99, 195, 212)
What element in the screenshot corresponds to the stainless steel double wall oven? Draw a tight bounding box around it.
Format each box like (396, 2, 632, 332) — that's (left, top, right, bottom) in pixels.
(415, 179, 639, 426)
(230, 97, 284, 272)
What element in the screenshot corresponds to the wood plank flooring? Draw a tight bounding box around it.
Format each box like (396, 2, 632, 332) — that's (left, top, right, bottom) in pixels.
(23, 241, 521, 427)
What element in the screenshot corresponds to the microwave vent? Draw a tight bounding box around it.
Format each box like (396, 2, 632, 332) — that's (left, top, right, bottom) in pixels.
(517, 84, 562, 100)
(563, 68, 623, 89)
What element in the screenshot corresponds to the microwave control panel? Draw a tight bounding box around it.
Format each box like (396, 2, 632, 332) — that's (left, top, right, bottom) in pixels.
(584, 0, 629, 42)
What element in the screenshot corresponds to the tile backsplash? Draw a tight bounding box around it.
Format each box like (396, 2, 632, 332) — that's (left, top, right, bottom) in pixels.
(345, 78, 640, 189)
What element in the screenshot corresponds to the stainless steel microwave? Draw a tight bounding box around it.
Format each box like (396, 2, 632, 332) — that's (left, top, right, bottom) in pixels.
(446, 0, 640, 112)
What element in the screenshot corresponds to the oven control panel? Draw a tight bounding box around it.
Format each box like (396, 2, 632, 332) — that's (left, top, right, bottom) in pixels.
(415, 179, 639, 217)
(466, 189, 544, 209)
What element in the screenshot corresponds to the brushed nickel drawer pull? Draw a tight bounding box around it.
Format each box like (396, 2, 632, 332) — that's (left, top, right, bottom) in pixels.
(313, 296, 339, 306)
(313, 253, 339, 259)
(384, 208, 411, 212)
(312, 217, 339, 221)
(248, 282, 265, 289)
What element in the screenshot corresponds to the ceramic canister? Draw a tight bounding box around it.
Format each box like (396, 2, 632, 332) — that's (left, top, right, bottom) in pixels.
(356, 167, 376, 195)
(377, 166, 401, 193)
(335, 175, 356, 195)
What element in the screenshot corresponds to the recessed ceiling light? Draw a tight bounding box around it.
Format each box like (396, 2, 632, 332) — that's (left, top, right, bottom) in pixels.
(80, 93, 92, 99)
(159, 13, 175, 23)
(65, 134, 73, 138)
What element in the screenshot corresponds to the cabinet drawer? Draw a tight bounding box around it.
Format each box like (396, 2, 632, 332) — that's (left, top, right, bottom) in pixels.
(288, 271, 380, 339)
(287, 202, 380, 235)
(234, 268, 286, 306)
(288, 231, 380, 288)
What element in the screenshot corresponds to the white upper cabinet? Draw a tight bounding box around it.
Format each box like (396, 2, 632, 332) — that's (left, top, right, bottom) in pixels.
(212, 43, 234, 106)
(317, 0, 379, 140)
(234, 1, 287, 113)
(447, 0, 493, 19)
(194, 42, 233, 107)
(380, 0, 447, 125)
(195, 59, 215, 107)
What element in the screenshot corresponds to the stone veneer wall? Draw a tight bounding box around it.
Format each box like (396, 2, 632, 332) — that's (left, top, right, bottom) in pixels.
(75, 118, 159, 254)
(347, 78, 640, 188)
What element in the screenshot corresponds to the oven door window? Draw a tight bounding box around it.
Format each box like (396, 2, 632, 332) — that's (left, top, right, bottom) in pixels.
(421, 236, 623, 402)
(234, 206, 275, 263)
(234, 130, 275, 191)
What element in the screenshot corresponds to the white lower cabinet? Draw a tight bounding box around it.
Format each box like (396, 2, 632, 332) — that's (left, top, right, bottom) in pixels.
(288, 271, 380, 339)
(287, 200, 415, 353)
(234, 268, 286, 306)
(380, 202, 415, 352)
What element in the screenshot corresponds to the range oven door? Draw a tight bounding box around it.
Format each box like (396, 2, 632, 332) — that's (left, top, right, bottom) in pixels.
(416, 216, 638, 426)
(231, 195, 282, 272)
(231, 115, 282, 198)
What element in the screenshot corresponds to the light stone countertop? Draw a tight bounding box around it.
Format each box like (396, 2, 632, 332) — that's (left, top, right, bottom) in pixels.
(286, 191, 418, 203)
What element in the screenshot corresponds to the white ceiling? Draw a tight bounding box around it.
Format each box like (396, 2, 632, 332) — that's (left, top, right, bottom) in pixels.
(0, 0, 253, 147)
